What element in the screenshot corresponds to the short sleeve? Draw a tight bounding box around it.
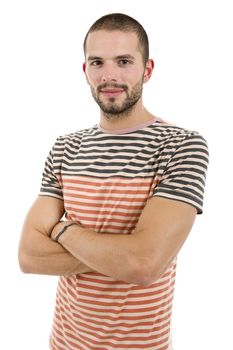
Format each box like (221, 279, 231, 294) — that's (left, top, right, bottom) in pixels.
(153, 133, 209, 214)
(39, 138, 63, 200)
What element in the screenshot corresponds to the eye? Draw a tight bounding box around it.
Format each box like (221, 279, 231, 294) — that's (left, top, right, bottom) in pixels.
(90, 60, 103, 66)
(118, 59, 131, 65)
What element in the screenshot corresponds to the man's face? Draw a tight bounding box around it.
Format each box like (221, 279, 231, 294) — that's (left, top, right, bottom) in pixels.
(84, 30, 147, 118)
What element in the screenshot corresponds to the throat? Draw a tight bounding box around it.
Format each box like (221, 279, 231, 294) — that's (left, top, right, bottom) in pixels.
(99, 108, 157, 134)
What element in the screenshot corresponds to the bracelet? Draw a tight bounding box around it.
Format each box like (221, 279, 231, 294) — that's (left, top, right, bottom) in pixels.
(54, 222, 77, 242)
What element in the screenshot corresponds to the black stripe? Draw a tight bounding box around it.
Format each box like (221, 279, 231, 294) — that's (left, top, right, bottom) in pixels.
(40, 187, 63, 197)
(154, 186, 203, 206)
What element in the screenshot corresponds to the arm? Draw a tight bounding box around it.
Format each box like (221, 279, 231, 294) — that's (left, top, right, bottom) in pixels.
(51, 197, 197, 285)
(18, 195, 94, 276)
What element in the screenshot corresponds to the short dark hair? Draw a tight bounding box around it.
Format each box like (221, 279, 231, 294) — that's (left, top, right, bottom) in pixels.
(83, 13, 149, 65)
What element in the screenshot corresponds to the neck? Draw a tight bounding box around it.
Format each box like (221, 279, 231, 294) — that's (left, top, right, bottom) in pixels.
(99, 104, 155, 131)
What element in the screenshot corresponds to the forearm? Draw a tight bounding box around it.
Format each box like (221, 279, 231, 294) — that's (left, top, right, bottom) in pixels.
(52, 223, 146, 284)
(19, 230, 93, 276)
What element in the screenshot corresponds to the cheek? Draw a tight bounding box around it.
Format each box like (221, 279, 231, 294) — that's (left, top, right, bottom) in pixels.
(86, 74, 100, 88)
(127, 68, 143, 82)
(85, 68, 102, 83)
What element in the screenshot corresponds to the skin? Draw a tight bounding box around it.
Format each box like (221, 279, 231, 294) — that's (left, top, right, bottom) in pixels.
(50, 198, 196, 286)
(83, 30, 155, 130)
(18, 29, 197, 285)
(18, 196, 93, 276)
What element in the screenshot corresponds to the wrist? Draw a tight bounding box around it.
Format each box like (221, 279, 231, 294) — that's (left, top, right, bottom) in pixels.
(54, 222, 78, 242)
(51, 221, 77, 242)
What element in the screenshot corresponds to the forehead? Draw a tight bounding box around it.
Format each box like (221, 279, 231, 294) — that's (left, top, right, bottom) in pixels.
(85, 30, 141, 59)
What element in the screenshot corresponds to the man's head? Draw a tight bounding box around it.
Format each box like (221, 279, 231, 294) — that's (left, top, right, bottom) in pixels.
(83, 13, 154, 121)
(83, 13, 149, 66)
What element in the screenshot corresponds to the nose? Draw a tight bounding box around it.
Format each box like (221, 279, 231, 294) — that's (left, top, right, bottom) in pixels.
(101, 63, 118, 83)
(102, 75, 117, 83)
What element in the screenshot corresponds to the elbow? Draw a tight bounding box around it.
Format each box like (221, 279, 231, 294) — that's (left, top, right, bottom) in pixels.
(18, 251, 32, 274)
(128, 258, 161, 287)
(18, 253, 28, 273)
(133, 270, 159, 287)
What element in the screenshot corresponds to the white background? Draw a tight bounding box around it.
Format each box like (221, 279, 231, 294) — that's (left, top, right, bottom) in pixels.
(0, 0, 232, 349)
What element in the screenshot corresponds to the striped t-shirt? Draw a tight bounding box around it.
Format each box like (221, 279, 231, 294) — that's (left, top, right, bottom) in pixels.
(40, 117, 209, 350)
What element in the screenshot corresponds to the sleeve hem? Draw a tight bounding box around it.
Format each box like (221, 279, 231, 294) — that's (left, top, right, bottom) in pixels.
(152, 193, 203, 214)
(39, 192, 63, 201)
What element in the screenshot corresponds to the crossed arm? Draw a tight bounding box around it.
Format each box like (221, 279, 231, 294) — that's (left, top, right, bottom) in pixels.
(18, 196, 93, 276)
(18, 195, 196, 285)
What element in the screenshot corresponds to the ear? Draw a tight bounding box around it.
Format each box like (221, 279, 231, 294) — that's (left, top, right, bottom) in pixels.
(82, 62, 90, 84)
(143, 59, 154, 83)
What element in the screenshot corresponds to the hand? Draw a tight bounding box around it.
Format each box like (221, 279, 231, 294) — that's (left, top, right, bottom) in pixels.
(50, 220, 74, 241)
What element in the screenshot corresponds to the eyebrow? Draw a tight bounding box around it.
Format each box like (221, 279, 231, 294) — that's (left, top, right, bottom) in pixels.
(87, 56, 102, 62)
(87, 54, 135, 62)
(115, 54, 135, 60)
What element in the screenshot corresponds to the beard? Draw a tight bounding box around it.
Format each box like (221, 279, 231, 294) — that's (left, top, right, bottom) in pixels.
(90, 79, 143, 120)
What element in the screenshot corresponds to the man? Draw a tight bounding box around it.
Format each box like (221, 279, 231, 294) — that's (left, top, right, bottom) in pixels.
(18, 13, 209, 350)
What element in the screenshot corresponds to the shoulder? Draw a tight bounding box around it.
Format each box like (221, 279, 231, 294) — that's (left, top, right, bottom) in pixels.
(150, 120, 208, 154)
(52, 124, 99, 149)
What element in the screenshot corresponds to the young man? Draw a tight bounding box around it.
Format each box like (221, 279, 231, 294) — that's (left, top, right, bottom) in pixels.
(18, 13, 209, 350)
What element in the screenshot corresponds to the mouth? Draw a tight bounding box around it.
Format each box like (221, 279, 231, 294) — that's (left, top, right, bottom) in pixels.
(100, 88, 125, 97)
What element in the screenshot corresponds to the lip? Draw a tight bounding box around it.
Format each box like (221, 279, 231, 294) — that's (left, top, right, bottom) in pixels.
(100, 88, 124, 97)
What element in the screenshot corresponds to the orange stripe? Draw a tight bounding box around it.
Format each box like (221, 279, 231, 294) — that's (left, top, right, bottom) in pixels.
(64, 192, 147, 202)
(57, 283, 174, 312)
(71, 296, 173, 315)
(65, 205, 141, 216)
(59, 310, 170, 335)
(54, 316, 167, 349)
(57, 288, 174, 315)
(75, 282, 175, 300)
(58, 318, 170, 341)
(64, 269, 176, 287)
(51, 324, 67, 347)
(64, 199, 145, 210)
(61, 177, 154, 187)
(55, 311, 172, 333)
(53, 319, 87, 349)
(78, 267, 176, 279)
(55, 303, 173, 323)
(63, 212, 139, 225)
(63, 185, 151, 195)
(76, 320, 170, 335)
(57, 324, 170, 347)
(70, 223, 136, 231)
(76, 290, 174, 308)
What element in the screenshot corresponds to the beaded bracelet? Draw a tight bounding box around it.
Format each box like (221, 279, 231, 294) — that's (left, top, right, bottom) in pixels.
(54, 222, 77, 242)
